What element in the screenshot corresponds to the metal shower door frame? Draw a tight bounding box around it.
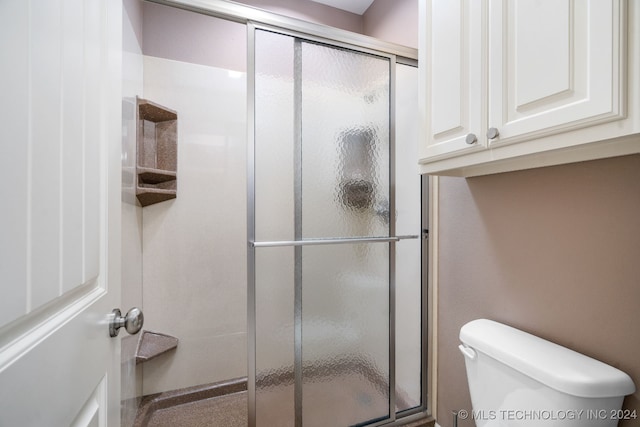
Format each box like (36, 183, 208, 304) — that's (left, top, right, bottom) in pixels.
(248, 22, 425, 427)
(141, 1, 427, 425)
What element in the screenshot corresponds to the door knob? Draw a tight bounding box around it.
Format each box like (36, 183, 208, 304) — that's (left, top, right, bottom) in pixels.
(109, 307, 144, 337)
(487, 127, 500, 140)
(465, 133, 477, 145)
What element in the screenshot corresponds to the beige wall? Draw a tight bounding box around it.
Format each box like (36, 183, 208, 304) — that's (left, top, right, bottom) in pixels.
(142, 2, 247, 72)
(235, 0, 363, 33)
(141, 0, 418, 76)
(142, 0, 366, 75)
(436, 154, 640, 427)
(363, 0, 418, 49)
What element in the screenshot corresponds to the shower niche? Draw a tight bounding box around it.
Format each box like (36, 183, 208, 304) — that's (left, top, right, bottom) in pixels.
(136, 97, 178, 207)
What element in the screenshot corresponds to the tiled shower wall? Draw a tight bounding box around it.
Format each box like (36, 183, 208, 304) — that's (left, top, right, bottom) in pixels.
(141, 54, 248, 394)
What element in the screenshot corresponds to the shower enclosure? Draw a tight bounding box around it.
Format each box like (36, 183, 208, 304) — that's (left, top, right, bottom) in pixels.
(123, 1, 425, 425)
(248, 25, 425, 427)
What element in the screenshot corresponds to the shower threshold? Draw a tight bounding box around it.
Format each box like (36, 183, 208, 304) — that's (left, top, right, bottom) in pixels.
(134, 377, 247, 427)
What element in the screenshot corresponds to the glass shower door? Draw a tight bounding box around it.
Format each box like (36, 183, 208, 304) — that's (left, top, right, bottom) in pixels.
(250, 27, 421, 427)
(298, 39, 391, 427)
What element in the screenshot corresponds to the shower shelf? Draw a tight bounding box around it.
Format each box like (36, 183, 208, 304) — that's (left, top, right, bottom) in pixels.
(136, 330, 179, 364)
(136, 189, 178, 208)
(138, 167, 177, 185)
(136, 97, 178, 207)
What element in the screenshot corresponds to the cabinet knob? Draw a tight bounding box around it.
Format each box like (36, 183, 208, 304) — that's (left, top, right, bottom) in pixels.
(487, 127, 500, 140)
(465, 133, 478, 145)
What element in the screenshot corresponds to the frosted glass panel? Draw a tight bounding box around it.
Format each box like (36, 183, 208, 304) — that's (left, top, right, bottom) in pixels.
(254, 30, 295, 242)
(254, 30, 296, 427)
(251, 29, 419, 427)
(255, 33, 391, 241)
(396, 238, 421, 412)
(301, 42, 390, 238)
(255, 247, 295, 427)
(302, 243, 389, 426)
(395, 64, 422, 412)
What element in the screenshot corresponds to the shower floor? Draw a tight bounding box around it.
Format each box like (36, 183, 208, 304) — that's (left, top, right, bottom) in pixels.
(134, 376, 433, 427)
(134, 378, 247, 427)
(144, 391, 247, 427)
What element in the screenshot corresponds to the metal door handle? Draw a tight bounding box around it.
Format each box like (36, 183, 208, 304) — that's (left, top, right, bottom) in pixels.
(109, 307, 144, 337)
(487, 127, 500, 140)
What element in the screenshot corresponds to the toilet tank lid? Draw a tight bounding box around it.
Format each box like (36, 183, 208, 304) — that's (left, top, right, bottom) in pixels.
(459, 319, 635, 398)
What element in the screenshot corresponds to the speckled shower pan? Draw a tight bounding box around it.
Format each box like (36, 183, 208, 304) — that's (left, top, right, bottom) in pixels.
(134, 378, 247, 427)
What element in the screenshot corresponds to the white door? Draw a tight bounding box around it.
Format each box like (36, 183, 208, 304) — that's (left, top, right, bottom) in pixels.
(0, 1, 123, 426)
(419, 0, 486, 162)
(488, 0, 626, 147)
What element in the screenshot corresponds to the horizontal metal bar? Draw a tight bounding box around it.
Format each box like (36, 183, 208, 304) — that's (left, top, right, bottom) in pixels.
(251, 235, 419, 248)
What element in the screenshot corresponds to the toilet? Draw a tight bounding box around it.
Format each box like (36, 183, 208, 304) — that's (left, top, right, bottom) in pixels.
(459, 319, 635, 426)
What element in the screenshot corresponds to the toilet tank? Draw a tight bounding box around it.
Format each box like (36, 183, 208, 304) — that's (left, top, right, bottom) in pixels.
(459, 319, 635, 427)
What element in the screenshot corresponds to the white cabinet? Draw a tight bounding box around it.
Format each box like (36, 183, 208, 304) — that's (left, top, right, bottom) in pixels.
(488, 0, 624, 145)
(419, 0, 640, 176)
(419, 0, 485, 160)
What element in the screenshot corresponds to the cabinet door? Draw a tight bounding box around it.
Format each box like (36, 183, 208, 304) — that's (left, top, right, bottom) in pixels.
(420, 0, 485, 162)
(488, 0, 625, 147)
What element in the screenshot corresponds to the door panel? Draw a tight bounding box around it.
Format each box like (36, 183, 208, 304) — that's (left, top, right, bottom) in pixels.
(301, 243, 390, 426)
(394, 64, 422, 412)
(255, 246, 296, 426)
(29, 0, 64, 309)
(488, 0, 625, 146)
(252, 28, 394, 427)
(0, 0, 122, 425)
(420, 0, 486, 161)
(0, 0, 29, 325)
(71, 377, 107, 427)
(0, 292, 113, 426)
(300, 41, 390, 239)
(251, 27, 428, 427)
(512, 0, 570, 108)
(253, 30, 296, 427)
(298, 40, 391, 425)
(0, 0, 109, 330)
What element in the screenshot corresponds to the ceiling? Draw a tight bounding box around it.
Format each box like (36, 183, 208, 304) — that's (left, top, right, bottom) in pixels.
(309, 0, 376, 15)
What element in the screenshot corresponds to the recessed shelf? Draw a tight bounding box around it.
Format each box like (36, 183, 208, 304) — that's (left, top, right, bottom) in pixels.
(136, 97, 178, 207)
